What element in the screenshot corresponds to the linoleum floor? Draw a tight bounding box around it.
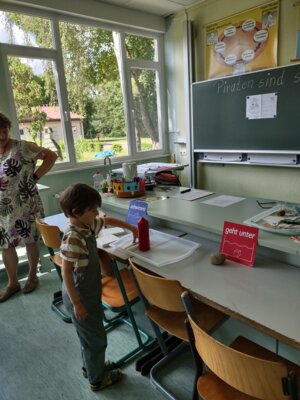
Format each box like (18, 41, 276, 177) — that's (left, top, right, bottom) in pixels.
(0, 247, 195, 400)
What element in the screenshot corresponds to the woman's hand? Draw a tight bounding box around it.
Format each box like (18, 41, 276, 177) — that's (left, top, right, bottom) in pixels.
(73, 302, 88, 321)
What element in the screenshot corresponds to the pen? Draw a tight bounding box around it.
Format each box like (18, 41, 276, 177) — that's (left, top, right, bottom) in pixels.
(180, 188, 191, 194)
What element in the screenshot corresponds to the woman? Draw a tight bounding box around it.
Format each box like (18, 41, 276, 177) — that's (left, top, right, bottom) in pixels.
(0, 112, 57, 302)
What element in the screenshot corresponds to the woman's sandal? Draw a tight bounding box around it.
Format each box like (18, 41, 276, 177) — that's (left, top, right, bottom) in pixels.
(0, 284, 21, 302)
(23, 277, 39, 294)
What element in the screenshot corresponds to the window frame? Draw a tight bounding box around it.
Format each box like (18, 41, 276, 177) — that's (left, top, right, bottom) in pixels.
(0, 3, 168, 172)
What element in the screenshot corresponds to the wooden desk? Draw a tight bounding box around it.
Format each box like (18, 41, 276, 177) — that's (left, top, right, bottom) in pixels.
(102, 190, 300, 266)
(130, 244, 300, 350)
(43, 209, 300, 351)
(100, 191, 300, 351)
(43, 213, 67, 232)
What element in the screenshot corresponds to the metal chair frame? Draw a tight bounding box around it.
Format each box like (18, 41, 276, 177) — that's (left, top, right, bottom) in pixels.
(129, 260, 227, 400)
(36, 219, 72, 323)
(101, 256, 154, 366)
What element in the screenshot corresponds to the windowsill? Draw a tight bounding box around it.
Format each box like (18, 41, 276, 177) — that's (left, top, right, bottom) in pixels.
(45, 153, 171, 176)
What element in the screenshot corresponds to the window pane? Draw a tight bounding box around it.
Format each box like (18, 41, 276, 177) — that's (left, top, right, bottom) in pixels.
(8, 56, 68, 162)
(59, 21, 128, 162)
(125, 34, 156, 61)
(130, 68, 161, 152)
(0, 11, 53, 48)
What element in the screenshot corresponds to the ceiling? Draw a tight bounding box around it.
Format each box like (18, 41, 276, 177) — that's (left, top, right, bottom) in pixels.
(93, 0, 206, 17)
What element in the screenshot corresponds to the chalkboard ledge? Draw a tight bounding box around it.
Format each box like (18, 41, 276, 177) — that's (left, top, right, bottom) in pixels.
(196, 152, 300, 168)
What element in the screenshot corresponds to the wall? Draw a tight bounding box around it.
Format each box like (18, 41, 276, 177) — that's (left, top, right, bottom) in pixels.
(166, 0, 300, 202)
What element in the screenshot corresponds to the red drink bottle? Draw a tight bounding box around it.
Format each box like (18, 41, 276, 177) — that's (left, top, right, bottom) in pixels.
(138, 217, 150, 251)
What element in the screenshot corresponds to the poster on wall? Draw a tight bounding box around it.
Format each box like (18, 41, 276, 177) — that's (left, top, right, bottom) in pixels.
(205, 1, 279, 79)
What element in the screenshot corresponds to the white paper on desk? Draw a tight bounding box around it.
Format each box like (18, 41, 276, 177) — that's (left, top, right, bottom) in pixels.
(202, 195, 245, 207)
(111, 229, 200, 268)
(174, 189, 213, 201)
(102, 227, 124, 235)
(96, 233, 119, 248)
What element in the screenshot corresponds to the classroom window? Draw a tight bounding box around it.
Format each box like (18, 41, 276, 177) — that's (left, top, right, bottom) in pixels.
(0, 7, 166, 171)
(0, 11, 53, 48)
(125, 34, 157, 61)
(130, 68, 161, 152)
(7, 56, 68, 162)
(59, 21, 128, 162)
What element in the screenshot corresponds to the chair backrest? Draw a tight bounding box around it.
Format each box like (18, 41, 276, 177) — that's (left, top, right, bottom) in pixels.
(182, 290, 291, 400)
(129, 259, 184, 312)
(36, 219, 62, 250)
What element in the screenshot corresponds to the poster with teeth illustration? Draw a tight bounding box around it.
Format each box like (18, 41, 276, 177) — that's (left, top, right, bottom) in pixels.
(205, 1, 279, 79)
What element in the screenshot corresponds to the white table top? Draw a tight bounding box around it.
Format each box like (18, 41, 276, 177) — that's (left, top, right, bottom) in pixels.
(102, 190, 300, 262)
(131, 243, 300, 350)
(43, 209, 300, 350)
(37, 183, 50, 191)
(43, 213, 68, 232)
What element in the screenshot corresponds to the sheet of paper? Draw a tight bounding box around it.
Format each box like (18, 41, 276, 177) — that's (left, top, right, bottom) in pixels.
(202, 195, 245, 207)
(261, 93, 277, 118)
(102, 227, 124, 235)
(174, 189, 214, 201)
(96, 233, 119, 248)
(246, 95, 261, 119)
(246, 92, 277, 120)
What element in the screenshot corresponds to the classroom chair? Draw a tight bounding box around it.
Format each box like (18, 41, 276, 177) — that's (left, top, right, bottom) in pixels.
(129, 259, 227, 400)
(100, 250, 153, 367)
(35, 219, 72, 323)
(181, 291, 300, 400)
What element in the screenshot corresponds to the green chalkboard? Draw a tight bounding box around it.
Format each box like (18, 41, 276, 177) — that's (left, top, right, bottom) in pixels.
(192, 63, 300, 152)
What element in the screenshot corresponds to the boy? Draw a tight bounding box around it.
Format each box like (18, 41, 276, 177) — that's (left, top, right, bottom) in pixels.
(59, 183, 137, 391)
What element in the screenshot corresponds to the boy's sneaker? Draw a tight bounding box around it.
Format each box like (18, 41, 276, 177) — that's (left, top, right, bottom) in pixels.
(82, 361, 118, 378)
(90, 369, 122, 391)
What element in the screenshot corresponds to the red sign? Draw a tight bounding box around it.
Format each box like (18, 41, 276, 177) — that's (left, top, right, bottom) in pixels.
(220, 221, 259, 267)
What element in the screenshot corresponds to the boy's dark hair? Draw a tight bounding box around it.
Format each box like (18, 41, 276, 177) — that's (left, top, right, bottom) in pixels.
(59, 183, 102, 217)
(0, 113, 12, 130)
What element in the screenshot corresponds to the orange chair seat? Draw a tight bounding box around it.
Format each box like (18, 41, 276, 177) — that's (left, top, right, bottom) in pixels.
(147, 298, 226, 342)
(102, 268, 138, 308)
(147, 307, 188, 341)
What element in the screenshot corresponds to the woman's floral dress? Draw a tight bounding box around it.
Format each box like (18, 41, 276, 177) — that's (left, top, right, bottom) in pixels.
(0, 140, 44, 249)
